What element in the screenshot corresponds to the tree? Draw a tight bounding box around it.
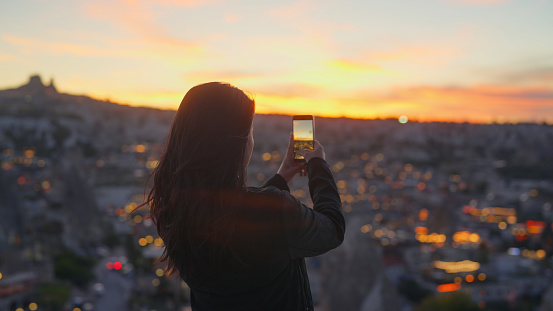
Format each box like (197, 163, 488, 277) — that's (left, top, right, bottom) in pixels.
(416, 292, 481, 311)
(54, 251, 96, 287)
(35, 282, 71, 311)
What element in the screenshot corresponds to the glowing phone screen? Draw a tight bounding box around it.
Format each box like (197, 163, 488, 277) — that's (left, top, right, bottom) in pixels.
(293, 119, 314, 161)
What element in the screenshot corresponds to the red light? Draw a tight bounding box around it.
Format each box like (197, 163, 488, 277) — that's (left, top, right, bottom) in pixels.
(106, 262, 113, 270)
(113, 262, 122, 270)
(515, 234, 528, 242)
(437, 283, 461, 293)
(462, 206, 472, 214)
(17, 177, 26, 185)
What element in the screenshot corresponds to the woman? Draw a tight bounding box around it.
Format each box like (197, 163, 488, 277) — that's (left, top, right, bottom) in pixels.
(145, 82, 345, 311)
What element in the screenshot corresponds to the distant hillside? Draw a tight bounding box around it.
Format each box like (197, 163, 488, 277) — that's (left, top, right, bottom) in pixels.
(2, 75, 553, 179)
(0, 75, 175, 157)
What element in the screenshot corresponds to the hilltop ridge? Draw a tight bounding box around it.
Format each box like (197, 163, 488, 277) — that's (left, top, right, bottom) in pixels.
(1, 75, 552, 170)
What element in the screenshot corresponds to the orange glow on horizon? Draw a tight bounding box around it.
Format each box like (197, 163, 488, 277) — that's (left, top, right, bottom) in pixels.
(48, 79, 553, 124)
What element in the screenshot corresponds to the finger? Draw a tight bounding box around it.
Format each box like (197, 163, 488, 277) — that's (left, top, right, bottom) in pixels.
(289, 132, 294, 149)
(312, 140, 321, 150)
(287, 132, 295, 156)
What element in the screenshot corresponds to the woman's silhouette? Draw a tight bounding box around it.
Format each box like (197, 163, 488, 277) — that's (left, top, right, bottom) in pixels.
(145, 82, 344, 311)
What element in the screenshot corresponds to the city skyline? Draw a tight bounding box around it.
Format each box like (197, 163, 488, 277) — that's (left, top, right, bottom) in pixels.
(1, 0, 553, 123)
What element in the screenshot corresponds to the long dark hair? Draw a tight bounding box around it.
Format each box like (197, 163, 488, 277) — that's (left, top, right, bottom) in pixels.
(145, 82, 255, 279)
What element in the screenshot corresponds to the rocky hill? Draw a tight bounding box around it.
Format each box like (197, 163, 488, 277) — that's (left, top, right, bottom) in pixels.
(0, 75, 175, 158)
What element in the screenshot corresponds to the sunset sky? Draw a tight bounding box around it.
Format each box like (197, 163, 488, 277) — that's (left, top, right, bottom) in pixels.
(1, 0, 552, 122)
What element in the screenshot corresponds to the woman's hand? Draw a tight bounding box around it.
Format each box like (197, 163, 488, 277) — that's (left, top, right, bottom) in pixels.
(298, 140, 325, 163)
(277, 133, 307, 183)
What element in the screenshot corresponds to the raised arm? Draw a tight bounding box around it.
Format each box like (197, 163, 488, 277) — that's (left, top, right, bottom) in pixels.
(281, 151, 345, 258)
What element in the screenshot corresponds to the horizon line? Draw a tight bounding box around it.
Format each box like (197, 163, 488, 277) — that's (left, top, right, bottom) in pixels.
(2, 76, 551, 126)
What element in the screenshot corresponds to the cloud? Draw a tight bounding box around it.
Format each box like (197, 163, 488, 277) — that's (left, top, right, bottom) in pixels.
(84, 0, 204, 54)
(0, 51, 16, 62)
(252, 83, 324, 98)
(249, 82, 553, 123)
(2, 34, 128, 58)
(4, 0, 206, 64)
(267, 0, 355, 42)
(498, 67, 553, 85)
(328, 60, 383, 73)
(349, 84, 553, 121)
(183, 70, 264, 84)
(363, 45, 460, 65)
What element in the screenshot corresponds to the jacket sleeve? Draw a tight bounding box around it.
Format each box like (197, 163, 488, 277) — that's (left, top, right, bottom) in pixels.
(281, 157, 345, 258)
(262, 173, 290, 192)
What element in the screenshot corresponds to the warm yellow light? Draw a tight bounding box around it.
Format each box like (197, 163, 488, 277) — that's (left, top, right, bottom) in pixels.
(29, 303, 38, 311)
(507, 216, 517, 224)
(138, 238, 147, 246)
(146, 160, 159, 169)
(361, 225, 371, 233)
(0, 272, 2, 279)
(537, 249, 546, 259)
(433, 260, 480, 273)
(522, 249, 530, 257)
(145, 235, 154, 243)
(133, 215, 143, 223)
(337, 180, 346, 189)
(333, 161, 344, 172)
(16, 308, 24, 311)
(125, 202, 137, 213)
(454, 277, 462, 284)
(41, 180, 51, 190)
(466, 274, 474, 282)
(73, 308, 82, 311)
(469, 233, 480, 243)
(136, 144, 146, 153)
(24, 149, 35, 158)
(154, 237, 164, 247)
(498, 222, 507, 230)
(345, 195, 354, 203)
(156, 268, 165, 277)
(478, 273, 486, 281)
(419, 208, 428, 221)
(374, 230, 382, 238)
(152, 278, 160, 286)
(262, 153, 271, 161)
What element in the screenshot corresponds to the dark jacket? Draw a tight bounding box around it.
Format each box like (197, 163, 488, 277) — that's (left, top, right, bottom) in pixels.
(186, 157, 345, 311)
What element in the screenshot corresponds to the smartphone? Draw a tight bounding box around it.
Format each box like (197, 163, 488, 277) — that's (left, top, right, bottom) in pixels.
(293, 115, 315, 163)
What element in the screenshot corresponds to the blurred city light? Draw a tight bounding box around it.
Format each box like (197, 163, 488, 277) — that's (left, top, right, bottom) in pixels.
(113, 262, 122, 270)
